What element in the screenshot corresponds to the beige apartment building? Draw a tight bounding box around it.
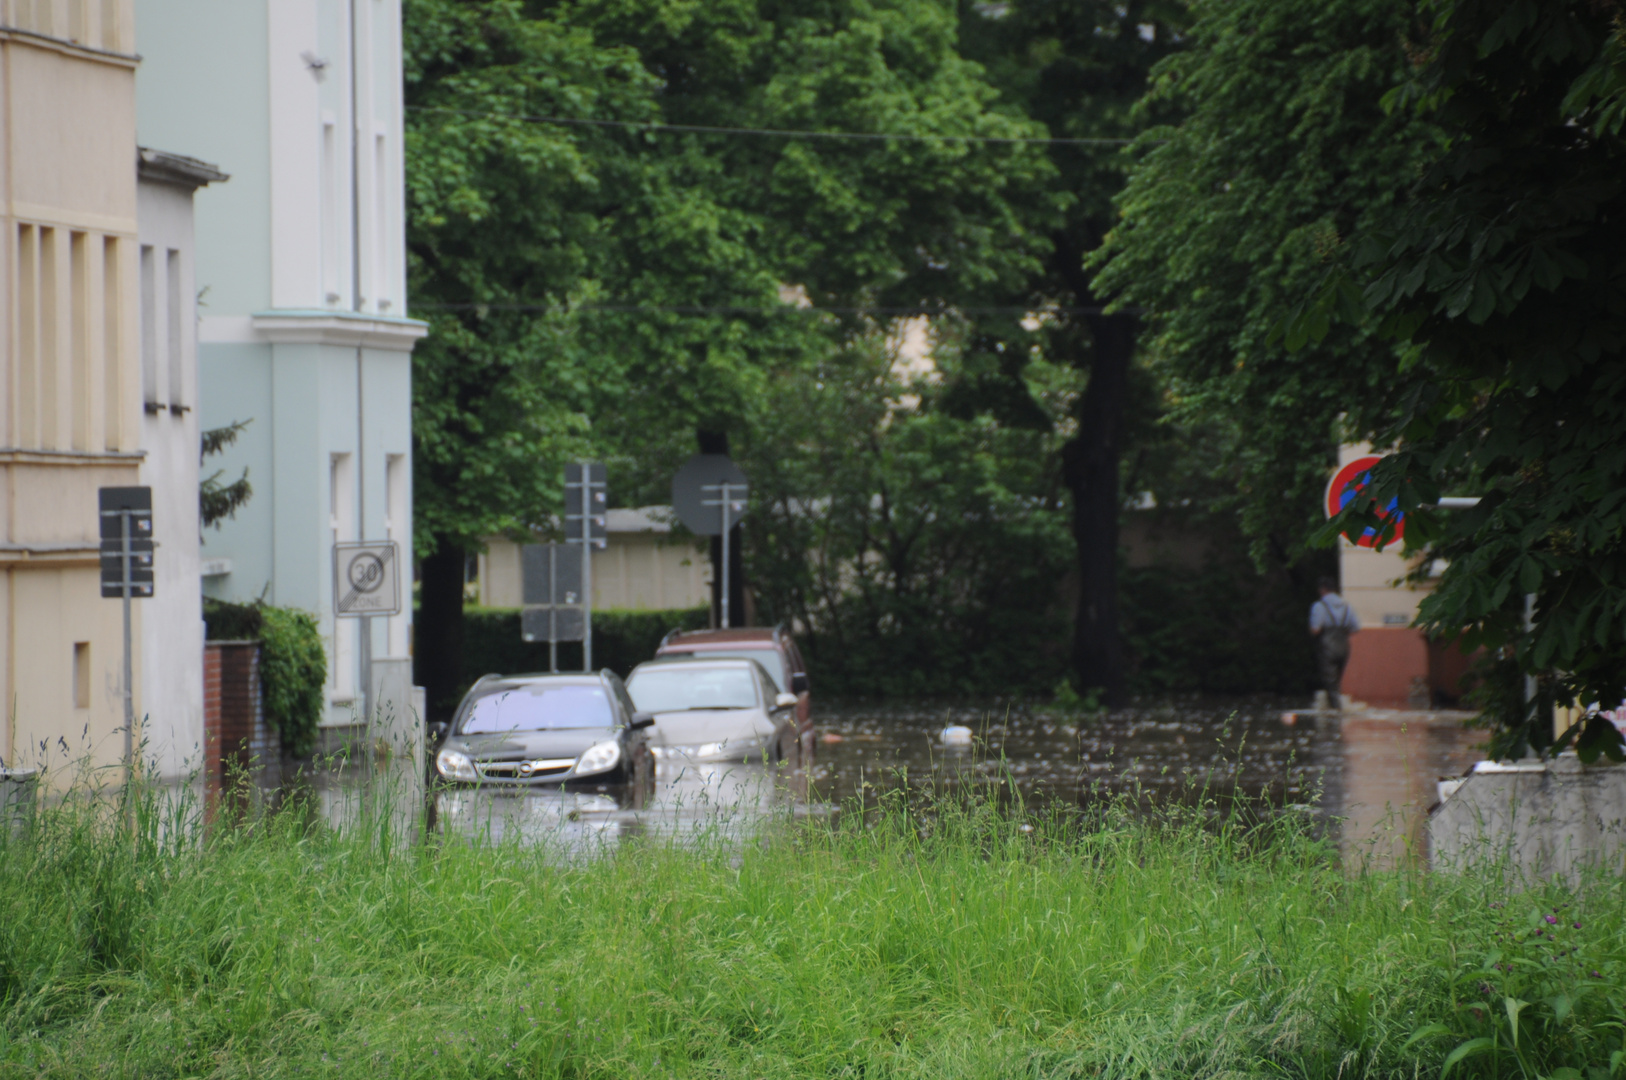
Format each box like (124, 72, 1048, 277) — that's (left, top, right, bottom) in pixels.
(1, 2, 145, 774)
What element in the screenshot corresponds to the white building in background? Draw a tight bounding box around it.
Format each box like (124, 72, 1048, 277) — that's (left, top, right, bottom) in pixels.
(135, 0, 425, 732)
(136, 148, 226, 780)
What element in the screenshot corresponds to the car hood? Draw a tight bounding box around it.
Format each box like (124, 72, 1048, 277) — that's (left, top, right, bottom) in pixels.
(646, 708, 775, 755)
(448, 729, 617, 761)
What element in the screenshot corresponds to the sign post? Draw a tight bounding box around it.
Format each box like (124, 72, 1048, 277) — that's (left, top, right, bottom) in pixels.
(563, 463, 607, 670)
(671, 455, 749, 628)
(334, 541, 401, 721)
(100, 487, 153, 779)
(520, 542, 586, 670)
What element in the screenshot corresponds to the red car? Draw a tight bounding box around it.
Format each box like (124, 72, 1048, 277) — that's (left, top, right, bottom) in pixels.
(655, 626, 814, 765)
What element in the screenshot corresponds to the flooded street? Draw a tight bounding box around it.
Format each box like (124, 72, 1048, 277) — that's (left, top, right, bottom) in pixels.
(399, 696, 1487, 865)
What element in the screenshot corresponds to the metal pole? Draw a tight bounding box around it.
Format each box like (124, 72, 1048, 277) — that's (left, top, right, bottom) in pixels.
(121, 509, 134, 781)
(720, 481, 731, 629)
(360, 615, 372, 723)
(548, 544, 558, 673)
(581, 470, 593, 672)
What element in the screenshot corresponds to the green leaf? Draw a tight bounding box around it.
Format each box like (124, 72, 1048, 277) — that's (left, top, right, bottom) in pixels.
(1400, 1023, 1451, 1052)
(1504, 997, 1529, 1046)
(1441, 1037, 1495, 1078)
(1519, 559, 1542, 594)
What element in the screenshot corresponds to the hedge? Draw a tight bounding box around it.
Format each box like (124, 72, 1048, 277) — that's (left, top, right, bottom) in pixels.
(450, 606, 711, 702)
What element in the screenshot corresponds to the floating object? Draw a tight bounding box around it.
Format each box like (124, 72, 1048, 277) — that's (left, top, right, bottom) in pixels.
(819, 732, 844, 744)
(1281, 711, 1298, 727)
(940, 725, 973, 746)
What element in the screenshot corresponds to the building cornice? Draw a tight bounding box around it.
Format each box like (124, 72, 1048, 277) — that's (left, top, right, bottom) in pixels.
(0, 449, 145, 465)
(0, 26, 139, 67)
(138, 148, 228, 190)
(0, 543, 100, 568)
(249, 310, 429, 352)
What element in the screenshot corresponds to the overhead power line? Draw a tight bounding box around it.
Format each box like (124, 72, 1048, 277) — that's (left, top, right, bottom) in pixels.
(407, 105, 1144, 147)
(412, 302, 1132, 316)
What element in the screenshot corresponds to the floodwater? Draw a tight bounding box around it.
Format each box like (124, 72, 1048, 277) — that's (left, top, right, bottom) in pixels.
(387, 696, 1487, 865)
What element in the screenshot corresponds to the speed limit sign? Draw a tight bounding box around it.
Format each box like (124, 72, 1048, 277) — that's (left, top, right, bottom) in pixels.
(333, 541, 401, 616)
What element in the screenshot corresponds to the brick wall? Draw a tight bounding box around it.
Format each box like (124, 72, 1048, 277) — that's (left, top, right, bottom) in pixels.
(203, 641, 279, 808)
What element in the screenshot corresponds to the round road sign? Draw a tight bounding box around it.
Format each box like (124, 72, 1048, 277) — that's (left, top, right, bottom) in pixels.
(1325, 454, 1404, 548)
(671, 454, 749, 536)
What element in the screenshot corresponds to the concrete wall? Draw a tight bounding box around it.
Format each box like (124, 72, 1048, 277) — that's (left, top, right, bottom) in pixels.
(1, 16, 146, 779)
(1431, 756, 1626, 880)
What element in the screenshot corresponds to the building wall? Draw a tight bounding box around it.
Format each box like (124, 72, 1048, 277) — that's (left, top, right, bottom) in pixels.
(1, 10, 144, 776)
(136, 0, 424, 728)
(1334, 444, 1443, 707)
(479, 527, 711, 612)
(136, 173, 211, 780)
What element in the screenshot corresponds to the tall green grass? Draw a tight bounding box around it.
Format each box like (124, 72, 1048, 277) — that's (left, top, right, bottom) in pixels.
(1, 771, 1623, 1079)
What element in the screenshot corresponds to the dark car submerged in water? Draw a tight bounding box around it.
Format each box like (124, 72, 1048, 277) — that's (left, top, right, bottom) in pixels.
(431, 672, 656, 795)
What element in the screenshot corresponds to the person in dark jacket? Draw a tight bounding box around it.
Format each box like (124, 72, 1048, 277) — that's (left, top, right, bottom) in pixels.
(1309, 576, 1359, 710)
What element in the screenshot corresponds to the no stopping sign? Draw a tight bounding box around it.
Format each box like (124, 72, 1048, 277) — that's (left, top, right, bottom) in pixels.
(1325, 455, 1405, 549)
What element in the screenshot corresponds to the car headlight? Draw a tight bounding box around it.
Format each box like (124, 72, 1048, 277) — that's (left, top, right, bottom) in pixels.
(435, 747, 477, 782)
(574, 740, 621, 777)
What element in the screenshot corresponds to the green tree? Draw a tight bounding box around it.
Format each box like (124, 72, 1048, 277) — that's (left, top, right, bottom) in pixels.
(1092, 0, 1441, 569)
(406, 0, 671, 712)
(737, 326, 1076, 696)
(407, 0, 1059, 711)
(952, 0, 1184, 701)
(1297, 0, 1626, 758)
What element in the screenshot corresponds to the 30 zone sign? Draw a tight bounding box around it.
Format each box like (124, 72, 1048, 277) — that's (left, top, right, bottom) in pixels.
(333, 541, 401, 616)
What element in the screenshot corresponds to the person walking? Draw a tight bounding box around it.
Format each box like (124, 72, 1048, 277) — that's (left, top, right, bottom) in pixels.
(1309, 576, 1359, 710)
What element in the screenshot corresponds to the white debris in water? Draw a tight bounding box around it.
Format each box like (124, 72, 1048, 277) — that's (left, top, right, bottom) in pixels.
(940, 725, 973, 746)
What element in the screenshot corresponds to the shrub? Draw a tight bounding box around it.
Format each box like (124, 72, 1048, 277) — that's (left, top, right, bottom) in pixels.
(453, 606, 710, 694)
(203, 599, 328, 756)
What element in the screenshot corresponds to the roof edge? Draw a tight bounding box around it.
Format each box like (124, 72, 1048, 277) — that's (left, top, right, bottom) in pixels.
(138, 147, 229, 189)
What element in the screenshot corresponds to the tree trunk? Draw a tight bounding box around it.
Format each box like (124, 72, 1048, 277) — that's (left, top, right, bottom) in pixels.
(697, 429, 747, 627)
(1061, 313, 1135, 703)
(416, 539, 466, 721)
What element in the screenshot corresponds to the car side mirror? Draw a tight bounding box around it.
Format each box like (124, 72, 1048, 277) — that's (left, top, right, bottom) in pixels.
(790, 672, 809, 695)
(428, 721, 449, 742)
(775, 692, 798, 709)
(629, 712, 656, 730)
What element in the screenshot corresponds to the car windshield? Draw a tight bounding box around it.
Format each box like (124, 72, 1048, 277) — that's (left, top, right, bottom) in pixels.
(664, 649, 786, 689)
(628, 666, 759, 713)
(459, 684, 614, 734)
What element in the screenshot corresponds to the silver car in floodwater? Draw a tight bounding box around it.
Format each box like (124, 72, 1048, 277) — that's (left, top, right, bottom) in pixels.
(625, 656, 801, 765)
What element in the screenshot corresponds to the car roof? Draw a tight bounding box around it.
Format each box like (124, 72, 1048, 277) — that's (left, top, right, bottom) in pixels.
(659, 628, 779, 649)
(471, 673, 608, 690)
(631, 654, 766, 673)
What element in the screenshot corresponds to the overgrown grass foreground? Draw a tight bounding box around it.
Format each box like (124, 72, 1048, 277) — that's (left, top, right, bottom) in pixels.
(2, 780, 1624, 1080)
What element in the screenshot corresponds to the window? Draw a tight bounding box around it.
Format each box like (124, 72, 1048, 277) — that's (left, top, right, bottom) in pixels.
(459, 685, 614, 734)
(321, 113, 339, 305)
(166, 248, 183, 408)
(73, 643, 90, 709)
(70, 232, 89, 448)
(140, 244, 158, 410)
(103, 237, 121, 449)
(18, 225, 38, 447)
(39, 227, 57, 448)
